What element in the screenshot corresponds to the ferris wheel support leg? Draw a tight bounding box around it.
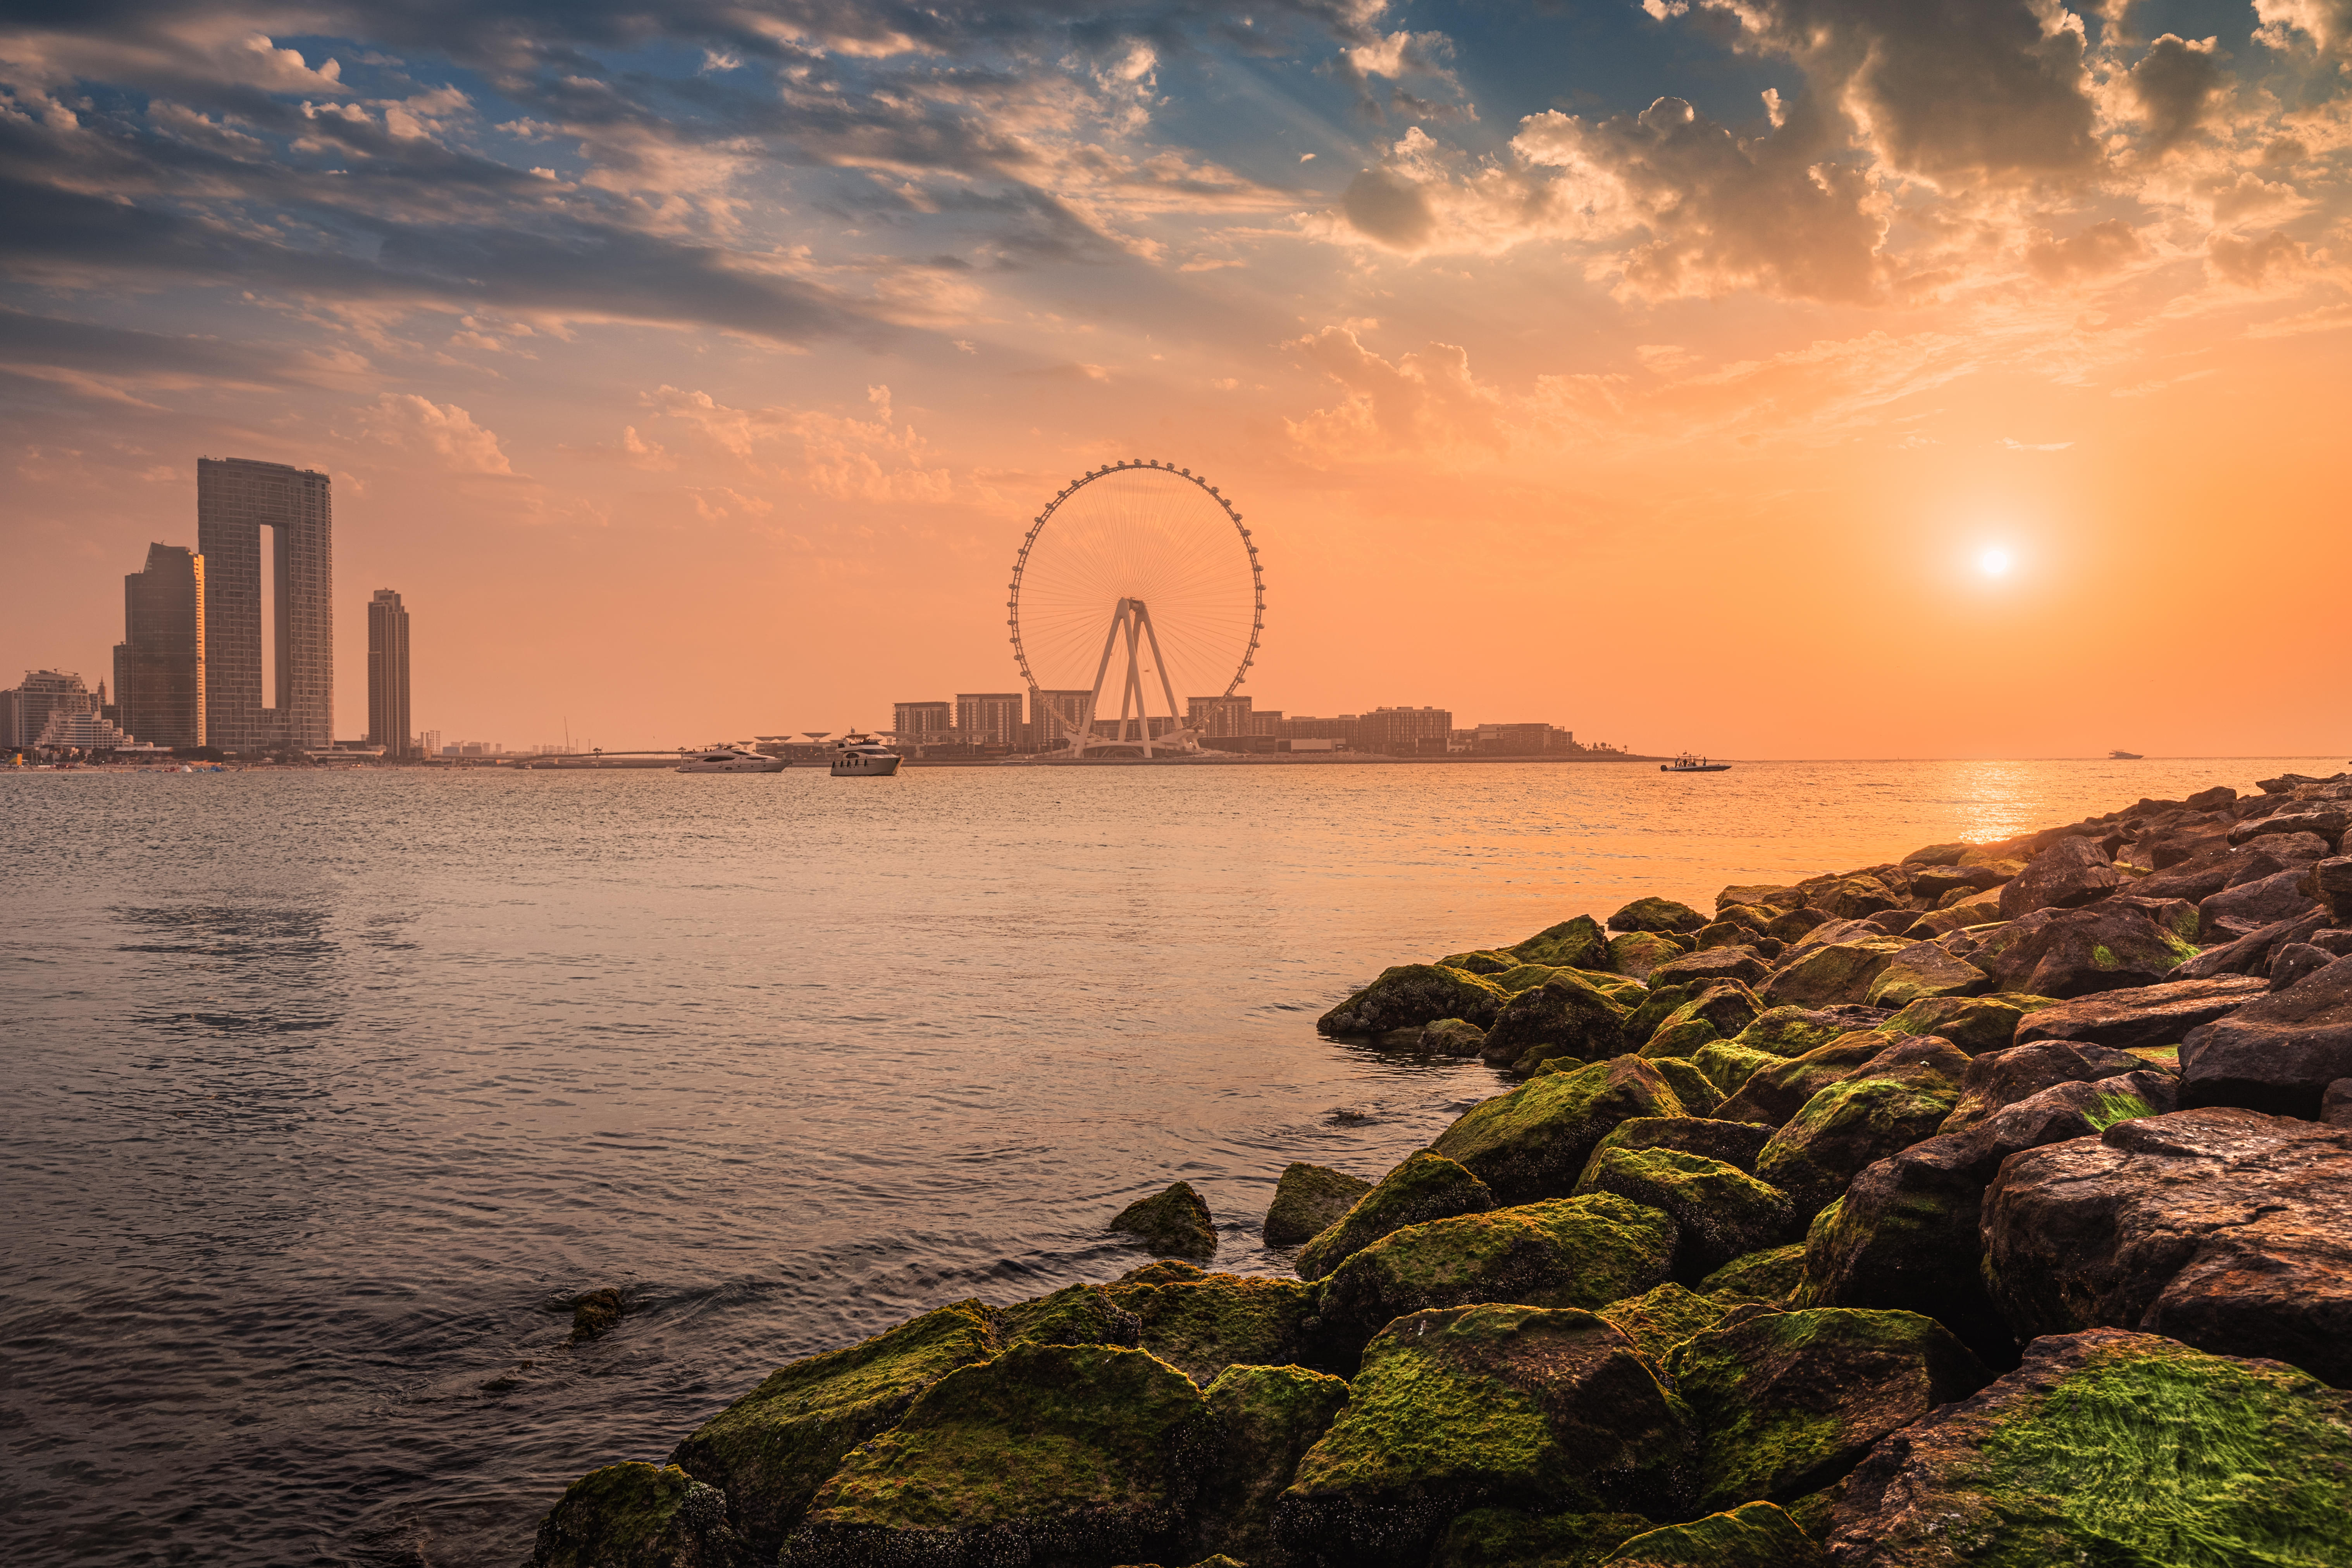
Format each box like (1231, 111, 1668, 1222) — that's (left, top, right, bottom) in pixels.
(1077, 604, 1127, 759)
(1137, 601, 1186, 751)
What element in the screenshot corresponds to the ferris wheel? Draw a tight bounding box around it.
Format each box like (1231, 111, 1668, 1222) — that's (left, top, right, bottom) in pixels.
(1008, 460, 1264, 756)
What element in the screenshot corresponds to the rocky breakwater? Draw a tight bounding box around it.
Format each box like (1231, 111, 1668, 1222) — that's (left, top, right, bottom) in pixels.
(530, 771, 2352, 1568)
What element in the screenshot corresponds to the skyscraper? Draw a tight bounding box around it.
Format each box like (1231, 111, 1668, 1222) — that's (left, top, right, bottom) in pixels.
(367, 589, 412, 757)
(198, 457, 332, 753)
(114, 543, 205, 749)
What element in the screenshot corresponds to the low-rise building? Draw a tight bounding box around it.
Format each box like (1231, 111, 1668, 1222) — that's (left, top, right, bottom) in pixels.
(1358, 706, 1453, 756)
(893, 701, 952, 742)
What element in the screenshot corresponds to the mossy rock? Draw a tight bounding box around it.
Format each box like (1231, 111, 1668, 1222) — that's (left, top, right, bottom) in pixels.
(534, 1462, 756, 1568)
(1658, 983, 1764, 1045)
(1313, 1193, 1680, 1363)
(1482, 974, 1634, 1076)
(995, 1283, 1142, 1352)
(1827, 1327, 2352, 1563)
(1111, 1181, 1218, 1261)
(1430, 1508, 1656, 1568)
(1276, 1304, 1696, 1567)
(1513, 915, 1615, 970)
(1609, 931, 1690, 982)
(1718, 884, 1804, 914)
(1188, 1363, 1351, 1565)
(1596, 1281, 1737, 1365)
(1575, 1147, 1799, 1280)
(1700, 1244, 1807, 1305)
(1643, 1058, 1725, 1117)
(1800, 876, 1899, 922)
(1581, 1115, 1775, 1179)
(565, 1287, 626, 1345)
(1753, 1073, 1961, 1217)
(670, 1301, 997, 1554)
(1642, 1017, 1723, 1060)
(1879, 991, 2052, 1055)
(1420, 1017, 1489, 1055)
(1296, 1150, 1494, 1281)
(1758, 938, 1909, 1008)
(1108, 1271, 1318, 1387)
(1319, 963, 1511, 1036)
(1862, 943, 1990, 1009)
(1436, 1055, 1686, 1205)
(1649, 950, 1773, 994)
(783, 1342, 1210, 1568)
(1264, 1162, 1374, 1246)
(1441, 948, 1521, 975)
(1711, 1036, 1891, 1127)
(1690, 1039, 1780, 1099)
(1665, 1308, 1989, 1514)
(1610, 897, 1710, 935)
(1624, 982, 1697, 1046)
(1729, 1006, 1890, 1060)
(1600, 1501, 1826, 1566)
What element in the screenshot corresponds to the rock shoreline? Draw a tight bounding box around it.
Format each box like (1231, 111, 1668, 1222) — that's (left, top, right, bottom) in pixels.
(532, 771, 2352, 1568)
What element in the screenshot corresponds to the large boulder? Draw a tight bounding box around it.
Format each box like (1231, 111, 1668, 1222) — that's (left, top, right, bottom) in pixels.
(1824, 1329, 2352, 1565)
(781, 1342, 1210, 1567)
(1435, 1056, 1686, 1203)
(1665, 1309, 1987, 1514)
(2169, 907, 2328, 980)
(1319, 964, 1510, 1035)
(1938, 1039, 2150, 1133)
(1861, 942, 1989, 1008)
(1712, 1037, 1892, 1127)
(1610, 897, 1710, 935)
(1967, 902, 2197, 998)
(1579, 1115, 1775, 1178)
(1639, 983, 1764, 1056)
(671, 1301, 997, 1554)
(1595, 1281, 1739, 1363)
(1295, 1151, 1494, 1281)
(535, 1463, 756, 1568)
(1645, 1058, 1727, 1119)
(1429, 1508, 1654, 1567)
(1264, 1163, 1373, 1246)
(1700, 1244, 1808, 1306)
(1753, 1069, 1961, 1218)
(1511, 915, 1615, 971)
(1758, 940, 1909, 1008)
(1188, 1364, 1351, 1566)
(2317, 855, 2352, 922)
(1111, 1181, 1218, 1260)
(1649, 948, 1773, 993)
(1312, 1193, 1681, 1360)
(1906, 862, 2008, 903)
(2230, 803, 2349, 849)
(1276, 1305, 1696, 1567)
(1730, 1005, 1891, 1058)
(1720, 883, 1805, 913)
(1482, 975, 1634, 1075)
(1804, 876, 1900, 921)
(2180, 953, 2352, 1118)
(993, 1282, 1143, 1353)
(1996, 836, 2123, 919)
(1981, 1107, 2352, 1386)
(1576, 1146, 1798, 1279)
(1877, 993, 2051, 1055)
(2012, 973, 2270, 1051)
(1605, 1503, 1827, 1566)
(1691, 1038, 1786, 1099)
(1106, 1269, 1317, 1386)
(2198, 867, 2323, 940)
(1611, 931, 1691, 982)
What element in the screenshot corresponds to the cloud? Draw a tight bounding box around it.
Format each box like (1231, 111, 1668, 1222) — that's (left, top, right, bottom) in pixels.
(362, 393, 515, 473)
(2127, 34, 2227, 153)
(1283, 327, 1513, 460)
(2024, 218, 2147, 284)
(2206, 227, 2316, 287)
(641, 383, 953, 501)
(2254, 0, 2352, 55)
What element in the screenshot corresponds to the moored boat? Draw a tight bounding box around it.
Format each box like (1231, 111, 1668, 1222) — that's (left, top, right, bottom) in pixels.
(675, 745, 789, 774)
(832, 734, 902, 776)
(1661, 752, 1731, 773)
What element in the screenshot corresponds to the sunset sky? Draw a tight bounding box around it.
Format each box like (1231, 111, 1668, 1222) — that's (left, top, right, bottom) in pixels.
(3, 0, 2347, 757)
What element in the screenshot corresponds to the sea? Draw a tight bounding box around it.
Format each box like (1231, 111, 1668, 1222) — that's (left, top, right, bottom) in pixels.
(3, 756, 2334, 1566)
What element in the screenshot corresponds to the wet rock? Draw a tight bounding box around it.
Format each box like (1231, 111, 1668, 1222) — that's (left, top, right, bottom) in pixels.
(1968, 902, 2197, 998)
(782, 1342, 1210, 1568)
(2011, 973, 2269, 1051)
(1482, 974, 1634, 1076)
(2230, 803, 2349, 849)
(1263, 1163, 1373, 1246)
(1876, 993, 2049, 1055)
(1605, 1502, 1827, 1566)
(1649, 947, 1773, 992)
(1575, 1146, 1799, 1278)
(1996, 836, 2123, 920)
(1804, 877, 1901, 922)
(2314, 855, 2352, 923)
(1512, 915, 1615, 971)
(2198, 867, 2322, 940)
(1720, 883, 1806, 913)
(1580, 1115, 1775, 1177)
(2180, 953, 2352, 1119)
(1981, 1107, 2352, 1385)
(534, 1462, 754, 1568)
(1429, 1508, 1654, 1568)
(1187, 1363, 1350, 1566)
(1731, 1006, 1891, 1059)
(1823, 1329, 2352, 1566)
(1610, 896, 1711, 935)
(2326, 1079, 2352, 1126)
(1435, 1055, 1686, 1203)
(1276, 1304, 1696, 1567)
(1700, 1244, 1807, 1305)
(1712, 1037, 1891, 1127)
(1439, 948, 1519, 975)
(1312, 1193, 1680, 1362)
(1904, 863, 2008, 904)
(672, 1301, 998, 1554)
(1641, 984, 1763, 1052)
(1295, 1151, 1494, 1281)
(1596, 1281, 1738, 1363)
(1319, 964, 1509, 1035)
(1754, 1069, 1961, 1218)
(1666, 1308, 1987, 1514)
(1417, 1017, 1488, 1056)
(995, 1283, 1142, 1351)
(1763, 906, 1832, 945)
(566, 1287, 625, 1345)
(1111, 1181, 1218, 1261)
(1939, 1039, 2147, 1134)
(1108, 1270, 1318, 1386)
(2272, 941, 2335, 990)
(1611, 931, 1691, 982)
(1644, 1058, 1725, 1118)
(1758, 940, 1909, 1008)
(1860, 942, 1988, 1008)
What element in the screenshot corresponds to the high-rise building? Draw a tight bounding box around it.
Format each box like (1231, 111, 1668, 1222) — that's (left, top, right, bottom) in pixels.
(1359, 705, 1454, 756)
(893, 701, 952, 742)
(1029, 688, 1095, 750)
(1186, 694, 1252, 737)
(6, 669, 97, 749)
(113, 543, 206, 749)
(198, 457, 332, 753)
(367, 589, 412, 757)
(1281, 714, 1360, 748)
(1248, 708, 1283, 737)
(955, 692, 1023, 746)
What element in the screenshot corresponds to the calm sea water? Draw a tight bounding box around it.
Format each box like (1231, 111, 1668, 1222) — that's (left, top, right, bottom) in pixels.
(3, 756, 2332, 1566)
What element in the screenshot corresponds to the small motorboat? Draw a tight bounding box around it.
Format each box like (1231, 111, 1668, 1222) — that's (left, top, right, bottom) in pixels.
(831, 734, 902, 776)
(1661, 752, 1731, 773)
(2110, 749, 2144, 759)
(676, 745, 788, 774)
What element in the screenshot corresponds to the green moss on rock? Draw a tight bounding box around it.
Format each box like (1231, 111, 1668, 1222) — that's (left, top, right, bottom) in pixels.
(1610, 931, 1691, 982)
(670, 1301, 998, 1554)
(1482, 975, 1636, 1077)
(1575, 1146, 1800, 1279)
(1700, 1244, 1808, 1306)
(1753, 1074, 1961, 1217)
(783, 1342, 1210, 1567)
(1596, 1281, 1737, 1365)
(1435, 1056, 1686, 1205)
(1277, 1304, 1696, 1567)
(1430, 1508, 1656, 1568)
(1600, 1501, 1827, 1566)
(1643, 1058, 1726, 1118)
(1643, 1017, 1724, 1060)
(1111, 1181, 1218, 1261)
(1263, 1162, 1374, 1247)
(1758, 939, 1910, 1008)
(994, 1283, 1142, 1352)
(566, 1287, 625, 1345)
(534, 1462, 754, 1568)
(1189, 1363, 1351, 1565)
(1730, 1007, 1887, 1060)
(1881, 993, 2053, 1055)
(1107, 1271, 1319, 1387)
(1610, 897, 1711, 935)
(1320, 964, 1512, 1036)
(1420, 1017, 1490, 1055)
(1691, 1039, 1780, 1098)
(1442, 949, 1522, 975)
(1513, 916, 1615, 971)
(1711, 1037, 1892, 1128)
(1297, 1150, 1495, 1281)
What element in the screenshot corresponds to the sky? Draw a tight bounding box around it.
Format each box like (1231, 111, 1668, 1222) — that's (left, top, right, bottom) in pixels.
(3, 0, 2348, 757)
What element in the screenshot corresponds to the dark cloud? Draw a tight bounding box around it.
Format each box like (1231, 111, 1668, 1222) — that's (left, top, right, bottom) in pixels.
(2129, 34, 2227, 151)
(0, 304, 294, 382)
(2024, 217, 2145, 283)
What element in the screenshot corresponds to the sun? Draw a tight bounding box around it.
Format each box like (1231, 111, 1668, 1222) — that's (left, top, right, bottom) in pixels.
(1978, 546, 2014, 577)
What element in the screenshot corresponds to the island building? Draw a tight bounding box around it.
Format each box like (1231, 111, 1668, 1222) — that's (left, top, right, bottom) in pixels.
(892, 701, 952, 742)
(954, 692, 1024, 747)
(1470, 722, 1578, 756)
(3, 669, 99, 749)
(1357, 705, 1454, 757)
(1186, 694, 1253, 737)
(113, 544, 206, 749)
(366, 589, 412, 758)
(1029, 689, 1095, 750)
(198, 456, 332, 753)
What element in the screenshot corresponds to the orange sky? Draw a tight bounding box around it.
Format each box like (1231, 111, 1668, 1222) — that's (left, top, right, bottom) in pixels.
(3, 0, 2348, 756)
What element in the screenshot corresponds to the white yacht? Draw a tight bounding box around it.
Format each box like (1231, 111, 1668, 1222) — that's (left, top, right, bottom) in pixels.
(831, 735, 902, 776)
(676, 745, 789, 774)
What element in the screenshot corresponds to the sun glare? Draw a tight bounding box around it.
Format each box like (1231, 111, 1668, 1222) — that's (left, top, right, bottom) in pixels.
(1978, 546, 2014, 577)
